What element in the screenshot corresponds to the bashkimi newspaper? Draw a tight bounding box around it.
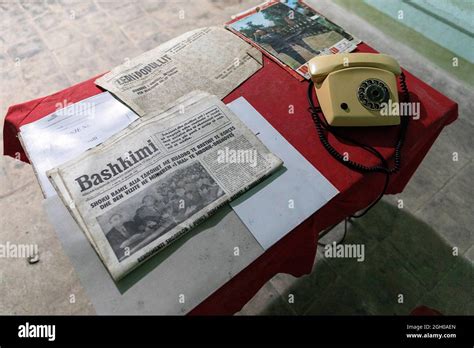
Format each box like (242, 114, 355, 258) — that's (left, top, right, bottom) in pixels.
(47, 91, 283, 281)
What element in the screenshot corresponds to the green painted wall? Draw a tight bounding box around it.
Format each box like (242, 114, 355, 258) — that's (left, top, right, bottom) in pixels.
(364, 0, 473, 63)
(334, 0, 474, 86)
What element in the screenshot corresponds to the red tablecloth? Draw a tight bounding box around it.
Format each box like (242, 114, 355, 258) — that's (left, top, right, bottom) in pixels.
(2, 43, 457, 315)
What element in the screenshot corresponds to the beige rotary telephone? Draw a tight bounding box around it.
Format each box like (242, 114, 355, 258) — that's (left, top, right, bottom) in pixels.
(306, 52, 410, 218)
(308, 53, 402, 126)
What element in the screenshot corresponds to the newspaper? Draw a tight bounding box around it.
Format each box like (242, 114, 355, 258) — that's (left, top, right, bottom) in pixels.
(95, 27, 263, 117)
(226, 1, 360, 79)
(47, 92, 282, 281)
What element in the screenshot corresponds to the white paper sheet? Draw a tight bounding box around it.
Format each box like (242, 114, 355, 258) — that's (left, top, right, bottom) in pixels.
(227, 97, 339, 250)
(20, 92, 139, 197)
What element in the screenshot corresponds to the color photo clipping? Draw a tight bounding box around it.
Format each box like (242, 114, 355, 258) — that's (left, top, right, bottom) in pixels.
(228, 0, 360, 78)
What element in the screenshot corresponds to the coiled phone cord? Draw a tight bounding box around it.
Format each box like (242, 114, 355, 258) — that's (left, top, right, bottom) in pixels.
(307, 72, 410, 219)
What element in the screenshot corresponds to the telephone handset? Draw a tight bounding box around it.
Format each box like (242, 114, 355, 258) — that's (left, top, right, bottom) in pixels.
(308, 53, 402, 126)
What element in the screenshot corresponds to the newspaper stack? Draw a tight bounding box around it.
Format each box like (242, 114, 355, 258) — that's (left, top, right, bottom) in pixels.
(16, 26, 278, 281)
(48, 92, 282, 280)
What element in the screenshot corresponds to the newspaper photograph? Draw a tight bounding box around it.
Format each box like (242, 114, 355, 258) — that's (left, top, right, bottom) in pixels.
(226, 1, 360, 79)
(47, 92, 282, 281)
(95, 27, 263, 117)
(96, 161, 225, 261)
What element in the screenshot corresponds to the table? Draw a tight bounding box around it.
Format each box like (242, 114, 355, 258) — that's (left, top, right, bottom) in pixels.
(2, 42, 458, 314)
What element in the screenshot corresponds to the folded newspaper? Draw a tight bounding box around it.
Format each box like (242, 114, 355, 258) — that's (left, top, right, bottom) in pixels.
(95, 26, 263, 117)
(47, 91, 283, 281)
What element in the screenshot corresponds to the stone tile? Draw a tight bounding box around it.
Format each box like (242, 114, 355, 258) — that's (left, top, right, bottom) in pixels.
(101, 55, 130, 72)
(19, 0, 51, 18)
(441, 160, 474, 206)
(150, 3, 208, 38)
(236, 281, 294, 315)
(25, 72, 71, 98)
(383, 122, 471, 215)
(70, 11, 104, 37)
(139, 0, 165, 13)
(416, 257, 474, 315)
(415, 137, 469, 190)
(120, 16, 159, 44)
(0, 156, 36, 198)
(42, 25, 83, 50)
(107, 2, 146, 24)
(438, 118, 474, 162)
(391, 165, 444, 214)
(0, 69, 36, 112)
(304, 278, 374, 315)
(270, 258, 338, 315)
(63, 55, 109, 84)
(87, 27, 139, 63)
(96, 0, 135, 11)
(7, 36, 46, 61)
(387, 204, 461, 289)
(335, 240, 427, 315)
(0, 181, 94, 315)
(260, 297, 296, 315)
(18, 50, 62, 83)
(34, 9, 71, 32)
(0, 51, 10, 72)
(153, 1, 210, 23)
(137, 32, 165, 52)
(58, 0, 98, 20)
(0, 3, 28, 30)
(415, 161, 474, 253)
(0, 18, 39, 48)
(53, 39, 94, 68)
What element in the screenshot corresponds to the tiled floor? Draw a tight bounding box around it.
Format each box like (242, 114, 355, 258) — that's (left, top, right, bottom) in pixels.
(0, 0, 472, 315)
